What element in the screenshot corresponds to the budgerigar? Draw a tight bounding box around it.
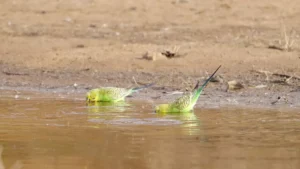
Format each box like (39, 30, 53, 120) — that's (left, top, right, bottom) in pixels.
(155, 65, 221, 113)
(86, 83, 154, 102)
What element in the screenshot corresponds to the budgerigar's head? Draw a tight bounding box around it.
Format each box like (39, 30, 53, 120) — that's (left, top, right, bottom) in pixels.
(155, 104, 171, 113)
(86, 89, 99, 102)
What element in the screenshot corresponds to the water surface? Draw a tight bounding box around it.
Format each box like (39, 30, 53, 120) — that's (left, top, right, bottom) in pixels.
(1, 91, 300, 169)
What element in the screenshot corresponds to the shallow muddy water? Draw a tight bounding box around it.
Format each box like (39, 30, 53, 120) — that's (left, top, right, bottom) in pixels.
(1, 90, 300, 169)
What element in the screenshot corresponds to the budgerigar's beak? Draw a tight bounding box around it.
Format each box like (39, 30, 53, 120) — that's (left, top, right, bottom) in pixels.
(155, 106, 160, 113)
(86, 93, 91, 102)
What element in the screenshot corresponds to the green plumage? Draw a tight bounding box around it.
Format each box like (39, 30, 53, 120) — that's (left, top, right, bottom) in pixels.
(155, 65, 221, 113)
(86, 83, 154, 102)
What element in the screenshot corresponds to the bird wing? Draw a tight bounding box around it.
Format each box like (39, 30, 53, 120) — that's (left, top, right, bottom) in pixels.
(101, 87, 130, 100)
(171, 92, 193, 110)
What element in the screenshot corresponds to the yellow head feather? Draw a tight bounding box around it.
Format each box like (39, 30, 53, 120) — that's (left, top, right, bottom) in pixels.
(86, 89, 100, 102)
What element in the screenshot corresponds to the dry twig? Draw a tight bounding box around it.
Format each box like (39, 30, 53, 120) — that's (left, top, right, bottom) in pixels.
(268, 23, 295, 51)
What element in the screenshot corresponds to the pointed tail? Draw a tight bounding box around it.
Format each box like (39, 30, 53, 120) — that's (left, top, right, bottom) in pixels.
(198, 65, 222, 90)
(192, 65, 221, 102)
(132, 83, 155, 92)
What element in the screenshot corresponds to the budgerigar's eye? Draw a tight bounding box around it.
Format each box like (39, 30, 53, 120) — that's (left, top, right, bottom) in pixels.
(90, 96, 95, 101)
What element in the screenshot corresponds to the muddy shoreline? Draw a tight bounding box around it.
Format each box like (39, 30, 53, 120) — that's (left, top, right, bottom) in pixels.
(1, 63, 299, 110)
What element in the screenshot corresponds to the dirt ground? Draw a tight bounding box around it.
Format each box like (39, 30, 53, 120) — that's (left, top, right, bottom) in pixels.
(0, 0, 299, 108)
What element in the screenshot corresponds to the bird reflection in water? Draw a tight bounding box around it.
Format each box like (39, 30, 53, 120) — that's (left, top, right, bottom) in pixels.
(86, 101, 131, 114)
(156, 111, 201, 136)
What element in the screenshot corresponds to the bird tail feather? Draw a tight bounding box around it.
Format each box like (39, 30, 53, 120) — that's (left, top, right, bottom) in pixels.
(198, 65, 221, 91)
(192, 65, 222, 101)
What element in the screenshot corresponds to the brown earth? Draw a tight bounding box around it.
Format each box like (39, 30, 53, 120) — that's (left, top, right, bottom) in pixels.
(0, 0, 299, 108)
